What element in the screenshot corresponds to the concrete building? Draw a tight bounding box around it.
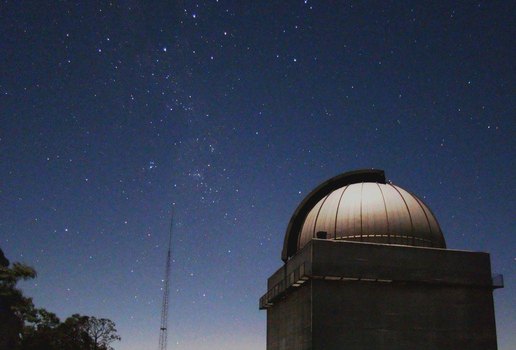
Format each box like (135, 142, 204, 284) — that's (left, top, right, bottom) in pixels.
(260, 169, 503, 350)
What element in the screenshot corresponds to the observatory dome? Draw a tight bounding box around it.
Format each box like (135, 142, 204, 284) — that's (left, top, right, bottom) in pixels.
(281, 169, 446, 261)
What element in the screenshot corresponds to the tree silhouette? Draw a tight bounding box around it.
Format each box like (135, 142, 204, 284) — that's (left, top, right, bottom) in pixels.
(0, 248, 37, 349)
(0, 248, 121, 350)
(85, 316, 122, 350)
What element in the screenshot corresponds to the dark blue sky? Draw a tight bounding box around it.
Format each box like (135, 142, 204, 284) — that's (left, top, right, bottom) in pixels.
(1, 1, 514, 349)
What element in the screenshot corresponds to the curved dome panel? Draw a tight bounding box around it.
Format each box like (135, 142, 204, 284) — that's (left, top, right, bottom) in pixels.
(282, 169, 446, 261)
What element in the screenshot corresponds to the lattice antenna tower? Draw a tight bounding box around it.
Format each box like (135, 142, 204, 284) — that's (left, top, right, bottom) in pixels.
(158, 214, 173, 350)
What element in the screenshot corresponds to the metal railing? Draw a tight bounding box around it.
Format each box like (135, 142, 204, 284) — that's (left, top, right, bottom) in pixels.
(259, 262, 309, 309)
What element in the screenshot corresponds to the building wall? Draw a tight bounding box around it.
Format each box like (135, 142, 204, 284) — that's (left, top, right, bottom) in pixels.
(264, 241, 499, 350)
(312, 280, 497, 350)
(267, 281, 312, 350)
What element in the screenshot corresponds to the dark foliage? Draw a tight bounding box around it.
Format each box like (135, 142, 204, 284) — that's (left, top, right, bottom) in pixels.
(0, 248, 120, 350)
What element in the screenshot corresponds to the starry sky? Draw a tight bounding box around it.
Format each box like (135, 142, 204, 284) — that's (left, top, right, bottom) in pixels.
(1, 1, 515, 349)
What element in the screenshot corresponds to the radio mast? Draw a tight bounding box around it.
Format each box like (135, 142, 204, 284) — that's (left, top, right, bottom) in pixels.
(158, 214, 173, 350)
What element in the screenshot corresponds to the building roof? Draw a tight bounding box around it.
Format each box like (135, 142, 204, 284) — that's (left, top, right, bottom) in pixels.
(281, 169, 446, 261)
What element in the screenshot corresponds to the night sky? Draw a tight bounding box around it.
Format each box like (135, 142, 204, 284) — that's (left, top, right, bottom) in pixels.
(1, 1, 514, 349)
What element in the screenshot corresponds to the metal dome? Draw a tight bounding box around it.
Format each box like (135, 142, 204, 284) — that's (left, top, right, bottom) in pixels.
(281, 169, 446, 261)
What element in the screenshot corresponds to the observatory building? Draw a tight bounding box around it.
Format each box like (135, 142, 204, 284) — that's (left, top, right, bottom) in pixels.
(260, 169, 502, 350)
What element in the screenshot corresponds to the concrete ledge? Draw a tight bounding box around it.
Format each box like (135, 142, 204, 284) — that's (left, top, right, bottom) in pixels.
(310, 239, 493, 287)
(261, 240, 496, 309)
